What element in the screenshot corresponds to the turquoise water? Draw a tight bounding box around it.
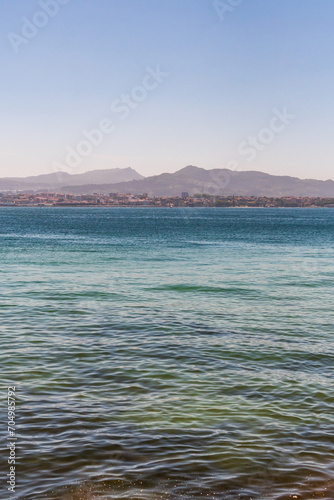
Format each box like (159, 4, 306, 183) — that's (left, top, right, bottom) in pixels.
(1, 207, 334, 500)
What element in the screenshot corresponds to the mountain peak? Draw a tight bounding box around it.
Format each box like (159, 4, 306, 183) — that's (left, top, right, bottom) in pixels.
(178, 165, 202, 174)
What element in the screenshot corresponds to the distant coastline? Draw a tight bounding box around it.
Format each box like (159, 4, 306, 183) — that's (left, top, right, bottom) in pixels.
(1, 192, 334, 208)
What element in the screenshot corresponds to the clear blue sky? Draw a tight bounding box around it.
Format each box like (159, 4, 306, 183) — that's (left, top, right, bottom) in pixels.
(1, 0, 333, 179)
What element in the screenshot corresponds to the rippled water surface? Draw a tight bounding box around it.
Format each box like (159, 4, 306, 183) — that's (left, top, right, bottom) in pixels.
(0, 207, 334, 499)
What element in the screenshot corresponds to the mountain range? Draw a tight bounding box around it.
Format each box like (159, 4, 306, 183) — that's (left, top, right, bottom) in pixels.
(62, 166, 334, 197)
(0, 167, 143, 192)
(1, 166, 334, 197)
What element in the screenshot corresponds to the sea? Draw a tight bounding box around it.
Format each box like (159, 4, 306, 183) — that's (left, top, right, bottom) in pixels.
(0, 207, 333, 500)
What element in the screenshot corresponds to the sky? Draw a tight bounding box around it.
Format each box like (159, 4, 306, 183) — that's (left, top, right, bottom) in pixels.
(0, 0, 333, 180)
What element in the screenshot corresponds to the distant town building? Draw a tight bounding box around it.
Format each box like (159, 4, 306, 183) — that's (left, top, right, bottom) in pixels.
(0, 191, 332, 208)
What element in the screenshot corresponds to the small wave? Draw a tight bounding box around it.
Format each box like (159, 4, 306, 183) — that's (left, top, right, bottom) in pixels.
(147, 284, 259, 295)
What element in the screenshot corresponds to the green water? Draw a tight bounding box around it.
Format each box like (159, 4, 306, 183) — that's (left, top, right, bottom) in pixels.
(0, 208, 333, 499)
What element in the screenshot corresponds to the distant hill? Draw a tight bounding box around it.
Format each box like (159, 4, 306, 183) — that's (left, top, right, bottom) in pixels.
(0, 167, 144, 191)
(60, 166, 334, 197)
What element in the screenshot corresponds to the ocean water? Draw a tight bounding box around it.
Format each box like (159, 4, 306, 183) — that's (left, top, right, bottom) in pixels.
(0, 207, 333, 500)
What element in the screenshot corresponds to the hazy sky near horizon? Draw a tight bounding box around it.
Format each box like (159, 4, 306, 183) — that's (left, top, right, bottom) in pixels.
(1, 0, 333, 180)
